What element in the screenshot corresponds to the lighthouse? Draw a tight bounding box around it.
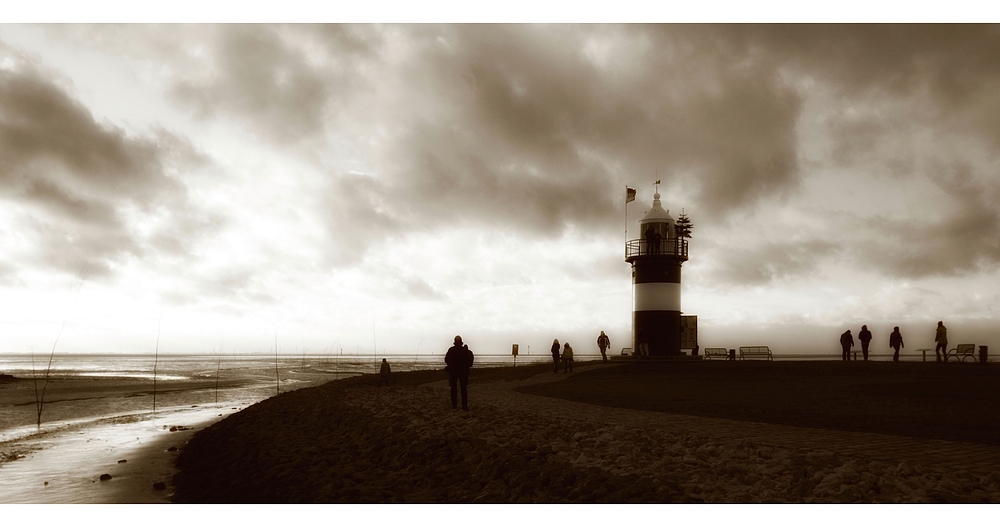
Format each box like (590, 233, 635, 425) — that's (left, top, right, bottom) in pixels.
(625, 190, 689, 356)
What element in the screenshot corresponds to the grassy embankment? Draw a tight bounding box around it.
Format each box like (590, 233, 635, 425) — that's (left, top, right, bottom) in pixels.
(519, 360, 1000, 445)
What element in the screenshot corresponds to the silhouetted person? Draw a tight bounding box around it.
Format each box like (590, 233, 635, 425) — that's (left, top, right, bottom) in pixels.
(550, 339, 561, 373)
(934, 321, 948, 362)
(644, 226, 656, 255)
(445, 336, 475, 410)
(840, 330, 854, 361)
(597, 331, 610, 363)
(858, 325, 872, 361)
(562, 342, 574, 373)
(653, 230, 662, 254)
(889, 326, 904, 362)
(378, 358, 391, 387)
(639, 341, 649, 358)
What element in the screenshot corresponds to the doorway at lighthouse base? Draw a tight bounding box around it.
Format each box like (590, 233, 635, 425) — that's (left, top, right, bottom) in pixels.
(633, 311, 682, 356)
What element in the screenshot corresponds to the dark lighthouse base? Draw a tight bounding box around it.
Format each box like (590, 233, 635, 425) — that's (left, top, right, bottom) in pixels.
(633, 310, 682, 356)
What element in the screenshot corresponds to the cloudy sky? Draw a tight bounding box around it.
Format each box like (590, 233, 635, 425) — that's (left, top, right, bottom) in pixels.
(1, 21, 998, 358)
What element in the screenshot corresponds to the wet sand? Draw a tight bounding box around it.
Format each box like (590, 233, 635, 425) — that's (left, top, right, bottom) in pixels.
(171, 360, 1000, 503)
(0, 403, 244, 503)
(0, 369, 336, 503)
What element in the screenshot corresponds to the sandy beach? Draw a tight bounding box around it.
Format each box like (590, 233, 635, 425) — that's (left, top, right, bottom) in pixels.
(170, 360, 1000, 503)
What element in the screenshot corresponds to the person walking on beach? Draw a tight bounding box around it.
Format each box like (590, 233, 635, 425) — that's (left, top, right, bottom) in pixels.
(934, 321, 948, 362)
(550, 339, 561, 373)
(889, 326, 904, 362)
(378, 358, 391, 387)
(858, 325, 873, 361)
(840, 330, 854, 361)
(445, 336, 475, 410)
(597, 331, 610, 363)
(562, 342, 574, 373)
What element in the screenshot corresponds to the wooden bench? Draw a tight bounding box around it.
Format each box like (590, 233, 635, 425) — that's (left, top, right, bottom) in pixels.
(703, 347, 729, 360)
(948, 343, 977, 362)
(621, 347, 632, 357)
(739, 346, 772, 360)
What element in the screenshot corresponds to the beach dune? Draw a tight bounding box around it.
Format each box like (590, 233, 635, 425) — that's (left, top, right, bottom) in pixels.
(171, 361, 1000, 503)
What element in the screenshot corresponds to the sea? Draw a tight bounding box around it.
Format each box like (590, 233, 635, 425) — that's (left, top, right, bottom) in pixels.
(0, 351, 553, 443)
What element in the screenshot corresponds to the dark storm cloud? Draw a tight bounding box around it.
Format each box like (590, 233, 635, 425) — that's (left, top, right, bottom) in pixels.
(855, 164, 1000, 278)
(170, 24, 380, 145)
(80, 25, 1000, 270)
(0, 46, 214, 277)
(318, 25, 803, 264)
(737, 25, 1000, 162)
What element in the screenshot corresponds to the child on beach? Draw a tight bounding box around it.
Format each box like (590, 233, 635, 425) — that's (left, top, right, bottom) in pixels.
(562, 343, 574, 373)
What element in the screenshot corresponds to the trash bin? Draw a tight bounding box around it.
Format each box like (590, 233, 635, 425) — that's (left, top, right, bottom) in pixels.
(980, 345, 988, 364)
(729, 349, 736, 361)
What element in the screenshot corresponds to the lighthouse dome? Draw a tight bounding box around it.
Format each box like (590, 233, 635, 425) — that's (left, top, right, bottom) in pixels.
(638, 192, 675, 226)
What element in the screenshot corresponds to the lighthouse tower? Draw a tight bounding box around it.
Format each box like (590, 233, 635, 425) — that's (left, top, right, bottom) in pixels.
(625, 191, 689, 356)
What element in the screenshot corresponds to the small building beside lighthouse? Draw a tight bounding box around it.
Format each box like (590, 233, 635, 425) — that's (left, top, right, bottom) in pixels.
(625, 191, 689, 356)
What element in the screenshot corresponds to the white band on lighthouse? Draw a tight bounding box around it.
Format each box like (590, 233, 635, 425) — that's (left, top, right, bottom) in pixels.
(633, 282, 681, 312)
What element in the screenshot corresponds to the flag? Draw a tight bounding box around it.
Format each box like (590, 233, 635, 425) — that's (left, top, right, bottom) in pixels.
(655, 179, 661, 185)
(625, 187, 636, 203)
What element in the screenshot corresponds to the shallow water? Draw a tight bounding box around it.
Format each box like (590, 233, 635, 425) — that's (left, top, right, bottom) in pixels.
(0, 354, 373, 503)
(0, 402, 238, 503)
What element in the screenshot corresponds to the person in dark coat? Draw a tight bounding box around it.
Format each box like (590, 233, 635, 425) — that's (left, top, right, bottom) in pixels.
(889, 326, 904, 362)
(597, 331, 610, 363)
(934, 321, 948, 362)
(550, 339, 561, 373)
(858, 325, 873, 361)
(445, 336, 475, 410)
(840, 330, 854, 361)
(378, 358, 391, 387)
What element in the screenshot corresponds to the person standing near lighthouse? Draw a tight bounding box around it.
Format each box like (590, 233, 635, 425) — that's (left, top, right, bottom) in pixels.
(597, 331, 610, 363)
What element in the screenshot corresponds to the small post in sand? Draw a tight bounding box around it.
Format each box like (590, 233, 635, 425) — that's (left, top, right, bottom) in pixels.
(274, 330, 280, 396)
(152, 315, 161, 418)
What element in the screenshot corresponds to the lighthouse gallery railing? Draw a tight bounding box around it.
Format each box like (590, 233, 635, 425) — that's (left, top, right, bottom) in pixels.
(625, 237, 689, 260)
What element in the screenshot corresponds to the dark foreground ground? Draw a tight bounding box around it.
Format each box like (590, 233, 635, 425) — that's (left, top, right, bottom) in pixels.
(520, 361, 1000, 445)
(172, 360, 1000, 503)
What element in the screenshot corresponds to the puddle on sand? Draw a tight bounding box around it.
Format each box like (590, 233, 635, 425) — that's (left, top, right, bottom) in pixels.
(0, 404, 242, 503)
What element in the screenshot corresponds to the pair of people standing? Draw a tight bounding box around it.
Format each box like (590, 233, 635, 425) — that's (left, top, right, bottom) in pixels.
(840, 325, 875, 360)
(550, 339, 574, 373)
